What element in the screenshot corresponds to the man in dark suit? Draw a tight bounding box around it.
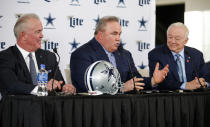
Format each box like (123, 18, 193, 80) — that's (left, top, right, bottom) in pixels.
(0, 13, 76, 95)
(70, 16, 169, 93)
(148, 22, 208, 90)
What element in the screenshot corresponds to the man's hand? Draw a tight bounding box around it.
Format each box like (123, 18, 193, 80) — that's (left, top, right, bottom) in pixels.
(152, 62, 169, 86)
(124, 77, 145, 92)
(185, 77, 206, 90)
(46, 79, 63, 91)
(62, 84, 76, 94)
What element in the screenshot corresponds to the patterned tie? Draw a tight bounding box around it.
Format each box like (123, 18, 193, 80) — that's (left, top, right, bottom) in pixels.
(175, 54, 184, 82)
(28, 53, 38, 85)
(108, 53, 117, 67)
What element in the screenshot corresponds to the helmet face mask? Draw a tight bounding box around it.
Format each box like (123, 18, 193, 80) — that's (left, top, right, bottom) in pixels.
(85, 60, 122, 95)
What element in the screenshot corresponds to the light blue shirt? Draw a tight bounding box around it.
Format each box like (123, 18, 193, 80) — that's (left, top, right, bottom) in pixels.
(171, 49, 187, 89)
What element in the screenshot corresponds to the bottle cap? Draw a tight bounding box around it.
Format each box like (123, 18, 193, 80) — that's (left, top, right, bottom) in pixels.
(40, 64, 45, 69)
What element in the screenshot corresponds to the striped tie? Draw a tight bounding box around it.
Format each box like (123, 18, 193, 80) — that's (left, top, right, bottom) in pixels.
(175, 54, 184, 82)
(28, 53, 38, 85)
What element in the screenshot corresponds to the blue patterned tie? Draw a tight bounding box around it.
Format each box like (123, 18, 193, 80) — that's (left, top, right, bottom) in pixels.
(175, 54, 184, 82)
(29, 53, 38, 85)
(108, 53, 117, 67)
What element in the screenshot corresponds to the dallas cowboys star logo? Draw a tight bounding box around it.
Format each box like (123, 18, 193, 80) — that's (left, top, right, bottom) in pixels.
(94, 15, 100, 25)
(101, 64, 116, 82)
(120, 39, 126, 47)
(117, 0, 126, 8)
(138, 17, 147, 31)
(69, 0, 80, 6)
(69, 38, 80, 51)
(138, 62, 147, 69)
(44, 13, 56, 27)
(44, 0, 51, 2)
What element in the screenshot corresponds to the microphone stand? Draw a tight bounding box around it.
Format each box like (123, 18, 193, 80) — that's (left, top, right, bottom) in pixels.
(118, 46, 137, 94)
(185, 51, 206, 91)
(49, 48, 60, 96)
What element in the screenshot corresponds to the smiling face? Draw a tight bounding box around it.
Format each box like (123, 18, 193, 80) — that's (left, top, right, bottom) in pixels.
(167, 25, 188, 53)
(97, 21, 121, 53)
(18, 18, 43, 52)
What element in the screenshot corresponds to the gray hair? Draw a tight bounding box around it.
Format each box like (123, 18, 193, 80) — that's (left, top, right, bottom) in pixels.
(167, 22, 189, 38)
(13, 13, 40, 39)
(94, 16, 119, 35)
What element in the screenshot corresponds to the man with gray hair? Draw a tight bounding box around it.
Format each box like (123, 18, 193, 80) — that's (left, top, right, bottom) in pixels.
(70, 16, 169, 93)
(0, 13, 76, 95)
(149, 22, 208, 90)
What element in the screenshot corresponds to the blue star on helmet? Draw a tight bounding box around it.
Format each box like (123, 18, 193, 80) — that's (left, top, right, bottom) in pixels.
(69, 38, 80, 51)
(138, 17, 147, 29)
(44, 13, 56, 26)
(94, 15, 100, 25)
(138, 62, 147, 69)
(101, 63, 116, 82)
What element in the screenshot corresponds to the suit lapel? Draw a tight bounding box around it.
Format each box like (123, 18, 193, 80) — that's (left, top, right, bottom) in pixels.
(35, 49, 43, 70)
(13, 46, 32, 83)
(184, 48, 193, 81)
(164, 45, 180, 81)
(91, 38, 110, 62)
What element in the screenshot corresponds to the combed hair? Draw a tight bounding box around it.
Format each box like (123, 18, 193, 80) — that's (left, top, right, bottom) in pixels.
(94, 16, 119, 35)
(167, 22, 189, 38)
(13, 13, 40, 39)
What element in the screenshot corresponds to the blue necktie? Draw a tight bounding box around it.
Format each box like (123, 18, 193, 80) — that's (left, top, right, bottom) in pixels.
(175, 54, 184, 82)
(29, 53, 38, 85)
(108, 53, 117, 67)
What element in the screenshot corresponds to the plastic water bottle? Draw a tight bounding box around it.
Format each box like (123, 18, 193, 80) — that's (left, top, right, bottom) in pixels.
(37, 64, 48, 96)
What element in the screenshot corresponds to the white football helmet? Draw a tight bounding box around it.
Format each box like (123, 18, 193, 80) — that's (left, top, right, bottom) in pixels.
(84, 60, 123, 95)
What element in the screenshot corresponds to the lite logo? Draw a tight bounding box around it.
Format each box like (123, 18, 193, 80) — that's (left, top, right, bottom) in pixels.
(117, 0, 126, 8)
(69, 16, 83, 28)
(0, 42, 6, 49)
(94, 0, 107, 5)
(69, 0, 80, 6)
(120, 19, 129, 27)
(43, 40, 59, 50)
(137, 41, 150, 52)
(139, 0, 151, 6)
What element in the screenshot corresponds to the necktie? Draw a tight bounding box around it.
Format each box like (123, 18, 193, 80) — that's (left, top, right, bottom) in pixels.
(108, 53, 117, 67)
(28, 53, 38, 85)
(175, 54, 184, 82)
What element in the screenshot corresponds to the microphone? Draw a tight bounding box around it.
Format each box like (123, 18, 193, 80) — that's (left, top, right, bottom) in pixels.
(185, 50, 205, 89)
(50, 48, 61, 95)
(118, 45, 137, 93)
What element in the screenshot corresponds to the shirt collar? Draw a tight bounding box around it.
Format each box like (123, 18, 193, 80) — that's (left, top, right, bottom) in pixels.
(16, 44, 36, 59)
(171, 49, 184, 59)
(95, 39, 113, 56)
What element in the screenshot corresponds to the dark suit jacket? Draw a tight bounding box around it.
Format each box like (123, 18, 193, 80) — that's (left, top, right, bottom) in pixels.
(148, 44, 208, 90)
(70, 37, 152, 92)
(0, 45, 64, 95)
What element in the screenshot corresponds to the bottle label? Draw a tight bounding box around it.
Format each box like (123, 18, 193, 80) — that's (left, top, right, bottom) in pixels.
(37, 73, 48, 81)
